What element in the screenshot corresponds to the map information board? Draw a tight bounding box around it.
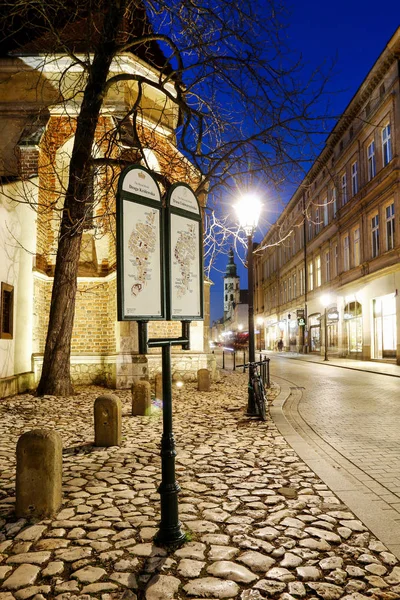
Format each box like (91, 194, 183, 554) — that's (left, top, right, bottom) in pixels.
(167, 183, 203, 320)
(117, 166, 164, 320)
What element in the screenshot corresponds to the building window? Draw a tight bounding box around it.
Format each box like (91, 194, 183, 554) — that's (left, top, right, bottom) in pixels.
(315, 208, 320, 234)
(325, 250, 330, 282)
(293, 273, 297, 298)
(299, 268, 304, 295)
(341, 172, 347, 205)
(283, 280, 287, 303)
(386, 202, 395, 251)
(334, 244, 338, 277)
(367, 141, 376, 180)
(316, 256, 321, 287)
(343, 235, 350, 271)
(323, 197, 328, 226)
(332, 187, 337, 217)
(1, 283, 13, 339)
(371, 214, 380, 258)
(308, 262, 314, 291)
(353, 227, 360, 266)
(308, 220, 313, 241)
(382, 124, 392, 167)
(288, 277, 292, 301)
(351, 161, 358, 196)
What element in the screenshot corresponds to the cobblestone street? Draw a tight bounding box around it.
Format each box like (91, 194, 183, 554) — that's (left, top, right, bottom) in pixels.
(0, 372, 400, 600)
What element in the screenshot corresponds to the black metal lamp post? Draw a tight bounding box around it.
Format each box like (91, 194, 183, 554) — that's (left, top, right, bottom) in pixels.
(234, 194, 262, 416)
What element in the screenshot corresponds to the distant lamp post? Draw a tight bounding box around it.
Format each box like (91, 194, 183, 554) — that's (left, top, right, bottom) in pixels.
(257, 316, 264, 352)
(321, 294, 330, 361)
(234, 193, 262, 415)
(238, 323, 243, 331)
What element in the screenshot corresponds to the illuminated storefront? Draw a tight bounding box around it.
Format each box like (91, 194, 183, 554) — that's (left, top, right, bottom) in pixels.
(308, 313, 321, 352)
(373, 293, 397, 359)
(344, 301, 362, 355)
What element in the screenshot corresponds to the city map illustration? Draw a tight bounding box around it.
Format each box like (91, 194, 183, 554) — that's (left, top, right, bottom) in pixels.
(173, 223, 197, 298)
(127, 208, 157, 297)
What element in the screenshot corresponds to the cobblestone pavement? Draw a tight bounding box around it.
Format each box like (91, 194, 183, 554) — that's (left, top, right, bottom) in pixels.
(1, 372, 400, 600)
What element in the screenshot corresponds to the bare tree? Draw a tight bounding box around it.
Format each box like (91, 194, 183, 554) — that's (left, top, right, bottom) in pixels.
(0, 0, 332, 395)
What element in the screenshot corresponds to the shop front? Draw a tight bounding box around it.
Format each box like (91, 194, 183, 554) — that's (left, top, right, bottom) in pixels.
(308, 313, 321, 353)
(372, 293, 397, 359)
(344, 301, 362, 356)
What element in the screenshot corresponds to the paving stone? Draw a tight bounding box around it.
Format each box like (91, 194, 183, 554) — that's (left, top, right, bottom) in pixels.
(183, 577, 239, 598)
(146, 575, 181, 599)
(13, 586, 51, 600)
(177, 559, 205, 578)
(174, 543, 206, 560)
(14, 529, 47, 543)
(208, 546, 239, 561)
(109, 572, 138, 588)
(72, 566, 107, 583)
(6, 554, 50, 566)
(265, 567, 295, 582)
(307, 582, 343, 599)
(207, 561, 258, 583)
(237, 551, 275, 573)
(2, 566, 40, 590)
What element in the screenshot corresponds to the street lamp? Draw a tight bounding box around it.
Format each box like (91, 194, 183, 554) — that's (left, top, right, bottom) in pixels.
(257, 316, 264, 352)
(234, 193, 262, 415)
(321, 294, 330, 361)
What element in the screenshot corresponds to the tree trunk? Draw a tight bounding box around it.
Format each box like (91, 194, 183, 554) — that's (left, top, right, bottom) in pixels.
(36, 1, 126, 396)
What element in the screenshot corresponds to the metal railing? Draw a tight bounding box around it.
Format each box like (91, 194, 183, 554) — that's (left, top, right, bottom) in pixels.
(216, 350, 270, 388)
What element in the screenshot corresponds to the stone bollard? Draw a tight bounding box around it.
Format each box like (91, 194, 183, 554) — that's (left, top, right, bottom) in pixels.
(155, 372, 163, 401)
(132, 380, 152, 416)
(197, 368, 211, 392)
(16, 429, 62, 519)
(94, 394, 121, 447)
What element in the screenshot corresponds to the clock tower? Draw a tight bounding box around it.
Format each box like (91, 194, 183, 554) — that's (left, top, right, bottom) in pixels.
(223, 248, 241, 320)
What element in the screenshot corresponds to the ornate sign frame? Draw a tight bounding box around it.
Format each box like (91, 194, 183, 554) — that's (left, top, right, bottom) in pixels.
(116, 165, 165, 320)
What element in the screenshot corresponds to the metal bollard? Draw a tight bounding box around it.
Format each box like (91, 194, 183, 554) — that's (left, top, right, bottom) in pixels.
(222, 350, 225, 370)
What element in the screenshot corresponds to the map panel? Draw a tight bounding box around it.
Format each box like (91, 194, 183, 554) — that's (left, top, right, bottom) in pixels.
(170, 213, 201, 318)
(122, 199, 162, 317)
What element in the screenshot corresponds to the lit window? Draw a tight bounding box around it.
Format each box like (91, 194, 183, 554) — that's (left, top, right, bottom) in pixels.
(293, 273, 297, 298)
(367, 141, 376, 180)
(386, 203, 395, 251)
(382, 124, 392, 167)
(308, 262, 314, 291)
(351, 161, 358, 196)
(1, 283, 13, 340)
(316, 256, 321, 287)
(325, 250, 330, 282)
(354, 227, 360, 266)
(371, 214, 380, 258)
(341, 172, 347, 205)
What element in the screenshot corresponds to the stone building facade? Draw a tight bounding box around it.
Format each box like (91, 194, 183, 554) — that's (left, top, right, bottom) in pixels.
(254, 27, 400, 362)
(0, 11, 212, 398)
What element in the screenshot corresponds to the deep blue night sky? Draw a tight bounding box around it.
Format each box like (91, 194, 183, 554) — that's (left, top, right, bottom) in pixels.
(209, 2, 400, 324)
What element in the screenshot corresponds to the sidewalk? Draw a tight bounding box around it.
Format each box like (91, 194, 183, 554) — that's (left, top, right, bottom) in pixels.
(0, 375, 400, 599)
(264, 350, 400, 378)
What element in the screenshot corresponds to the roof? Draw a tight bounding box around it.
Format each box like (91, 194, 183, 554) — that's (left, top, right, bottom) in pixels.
(0, 2, 172, 74)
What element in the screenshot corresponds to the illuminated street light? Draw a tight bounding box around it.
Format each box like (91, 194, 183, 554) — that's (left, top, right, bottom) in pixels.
(321, 294, 330, 361)
(234, 193, 262, 415)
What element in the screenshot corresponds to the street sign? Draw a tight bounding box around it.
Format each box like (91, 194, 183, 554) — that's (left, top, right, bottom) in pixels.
(116, 165, 165, 320)
(166, 183, 203, 320)
(296, 309, 305, 318)
(297, 318, 305, 326)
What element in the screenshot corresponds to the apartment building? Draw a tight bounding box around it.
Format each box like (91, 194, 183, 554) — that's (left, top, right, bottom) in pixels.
(254, 27, 400, 362)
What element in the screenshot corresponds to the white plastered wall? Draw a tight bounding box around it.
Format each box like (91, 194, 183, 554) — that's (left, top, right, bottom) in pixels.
(0, 179, 37, 377)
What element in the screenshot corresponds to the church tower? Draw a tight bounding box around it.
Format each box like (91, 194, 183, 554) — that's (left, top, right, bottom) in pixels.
(223, 248, 240, 320)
